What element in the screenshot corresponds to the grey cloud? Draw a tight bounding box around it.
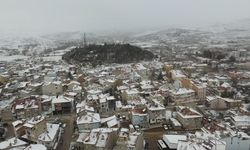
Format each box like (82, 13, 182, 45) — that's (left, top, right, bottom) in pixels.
(0, 0, 250, 34)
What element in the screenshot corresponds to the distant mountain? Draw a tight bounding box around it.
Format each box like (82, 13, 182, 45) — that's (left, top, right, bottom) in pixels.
(62, 43, 155, 66)
(128, 18, 250, 42)
(1, 18, 250, 56)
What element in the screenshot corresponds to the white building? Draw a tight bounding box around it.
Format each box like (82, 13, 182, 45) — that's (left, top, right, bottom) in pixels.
(221, 132, 250, 150)
(177, 134, 226, 150)
(231, 115, 250, 128)
(76, 128, 118, 150)
(163, 134, 187, 149)
(176, 106, 203, 129)
(0, 137, 28, 150)
(51, 96, 75, 114)
(114, 129, 144, 150)
(169, 88, 195, 103)
(77, 112, 101, 131)
(38, 123, 60, 149)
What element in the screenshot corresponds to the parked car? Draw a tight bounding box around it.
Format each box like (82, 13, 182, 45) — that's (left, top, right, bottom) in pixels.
(62, 123, 66, 128)
(163, 124, 168, 130)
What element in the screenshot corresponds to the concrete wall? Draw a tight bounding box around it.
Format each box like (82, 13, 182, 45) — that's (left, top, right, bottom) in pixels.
(176, 114, 202, 129)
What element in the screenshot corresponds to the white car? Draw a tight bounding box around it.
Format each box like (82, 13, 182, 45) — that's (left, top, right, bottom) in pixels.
(163, 125, 168, 130)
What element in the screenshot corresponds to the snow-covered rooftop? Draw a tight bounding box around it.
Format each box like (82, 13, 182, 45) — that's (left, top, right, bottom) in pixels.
(163, 134, 187, 149)
(77, 112, 101, 124)
(38, 123, 60, 142)
(0, 137, 27, 150)
(24, 144, 47, 150)
(52, 96, 73, 104)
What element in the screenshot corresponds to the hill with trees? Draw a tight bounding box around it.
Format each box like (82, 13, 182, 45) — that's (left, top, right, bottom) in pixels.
(62, 43, 155, 66)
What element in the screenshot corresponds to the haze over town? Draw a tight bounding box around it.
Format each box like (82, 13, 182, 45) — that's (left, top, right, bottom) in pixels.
(1, 0, 250, 34)
(1, 1, 250, 150)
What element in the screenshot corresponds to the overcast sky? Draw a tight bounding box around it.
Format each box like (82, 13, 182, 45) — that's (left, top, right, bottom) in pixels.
(0, 0, 250, 34)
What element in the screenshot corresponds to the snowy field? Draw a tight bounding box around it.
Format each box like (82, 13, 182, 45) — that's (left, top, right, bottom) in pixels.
(41, 56, 62, 61)
(0, 55, 29, 62)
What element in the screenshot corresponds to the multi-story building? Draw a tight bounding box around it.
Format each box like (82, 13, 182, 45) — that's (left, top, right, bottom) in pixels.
(176, 106, 203, 129)
(114, 129, 144, 150)
(77, 112, 101, 131)
(131, 108, 149, 128)
(23, 116, 46, 142)
(38, 123, 60, 149)
(76, 128, 118, 150)
(169, 88, 196, 104)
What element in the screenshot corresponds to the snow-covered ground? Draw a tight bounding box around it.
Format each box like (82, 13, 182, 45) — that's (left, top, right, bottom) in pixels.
(41, 56, 62, 61)
(0, 55, 29, 62)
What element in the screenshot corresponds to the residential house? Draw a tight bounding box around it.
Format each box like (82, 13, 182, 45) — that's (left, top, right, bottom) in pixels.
(12, 120, 26, 137)
(51, 96, 74, 114)
(101, 115, 119, 128)
(23, 116, 46, 142)
(205, 96, 242, 110)
(221, 131, 250, 150)
(37, 123, 60, 149)
(177, 133, 226, 150)
(181, 77, 206, 101)
(231, 115, 250, 128)
(162, 134, 187, 150)
(146, 100, 166, 125)
(28, 83, 43, 95)
(24, 144, 47, 150)
(176, 106, 203, 129)
(77, 112, 101, 131)
(114, 129, 144, 150)
(169, 88, 196, 104)
(131, 108, 149, 128)
(170, 70, 186, 81)
(0, 137, 28, 150)
(132, 63, 148, 80)
(76, 101, 95, 116)
(190, 82, 206, 101)
(206, 96, 227, 110)
(197, 127, 250, 150)
(99, 95, 109, 116)
(40, 96, 52, 112)
(67, 81, 81, 90)
(76, 128, 118, 150)
(14, 97, 42, 119)
(121, 88, 140, 103)
(140, 80, 154, 94)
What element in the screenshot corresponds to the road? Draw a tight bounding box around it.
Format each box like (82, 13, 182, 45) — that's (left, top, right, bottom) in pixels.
(144, 127, 165, 150)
